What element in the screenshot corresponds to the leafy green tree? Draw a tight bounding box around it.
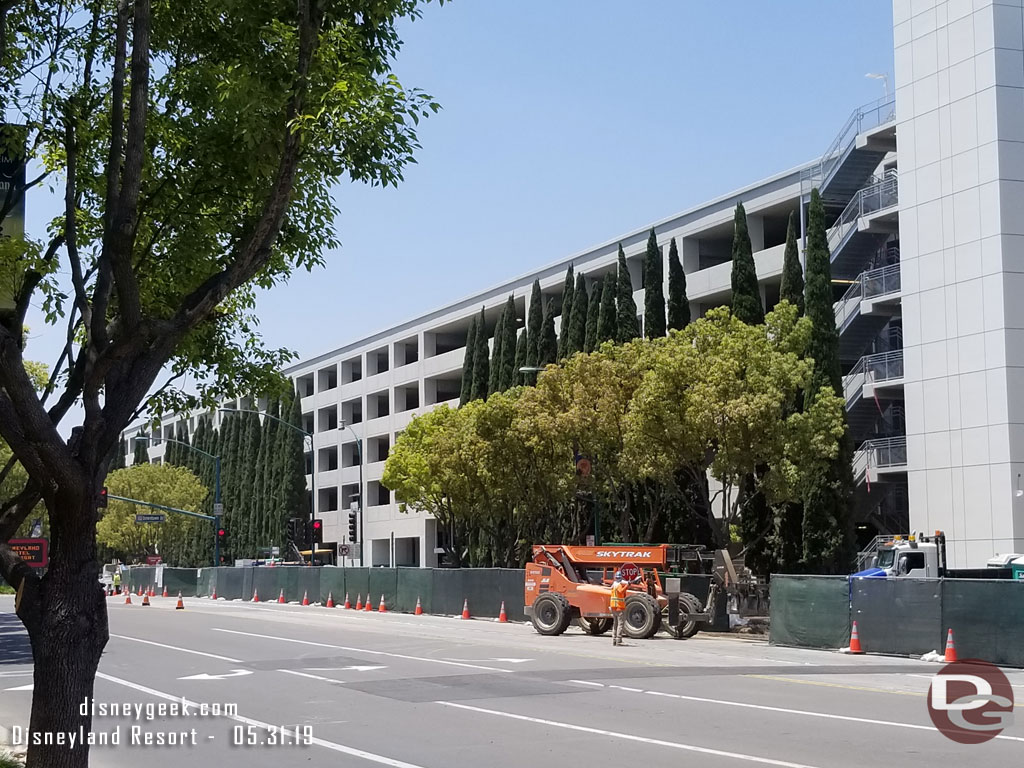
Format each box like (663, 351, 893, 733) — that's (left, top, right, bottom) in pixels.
(557, 265, 574, 360)
(471, 307, 490, 401)
(643, 230, 666, 339)
(667, 237, 690, 331)
(498, 295, 518, 391)
(566, 274, 588, 356)
(460, 317, 478, 406)
(730, 202, 764, 325)
(538, 299, 558, 366)
(779, 211, 804, 316)
(597, 273, 617, 344)
(513, 327, 528, 386)
(0, 2, 440, 758)
(802, 189, 853, 573)
(584, 281, 601, 352)
(616, 245, 640, 342)
(133, 436, 149, 465)
(488, 305, 506, 396)
(525, 279, 544, 378)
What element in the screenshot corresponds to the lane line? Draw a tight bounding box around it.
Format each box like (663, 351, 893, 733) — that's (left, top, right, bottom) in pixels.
(278, 669, 345, 684)
(212, 628, 511, 673)
(96, 672, 430, 768)
(111, 634, 242, 663)
(567, 680, 604, 687)
(436, 701, 823, 768)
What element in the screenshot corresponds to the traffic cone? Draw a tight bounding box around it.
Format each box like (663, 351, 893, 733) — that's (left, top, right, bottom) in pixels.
(355, 594, 363, 610)
(461, 599, 470, 620)
(162, 585, 168, 598)
(363, 594, 372, 612)
(849, 621, 864, 654)
(414, 596, 423, 616)
(149, 585, 155, 598)
(252, 588, 260, 603)
(498, 601, 508, 623)
(378, 594, 387, 613)
(944, 628, 958, 662)
(343, 593, 352, 609)
(142, 592, 150, 607)
(210, 586, 218, 600)
(124, 591, 132, 605)
(302, 591, 310, 607)
(326, 593, 335, 608)
(175, 592, 185, 610)
(278, 589, 286, 604)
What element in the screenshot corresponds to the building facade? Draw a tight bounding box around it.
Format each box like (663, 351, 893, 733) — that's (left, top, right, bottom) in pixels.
(125, 0, 1024, 568)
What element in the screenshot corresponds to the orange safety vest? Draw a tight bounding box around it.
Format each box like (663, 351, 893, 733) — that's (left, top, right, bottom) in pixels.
(610, 581, 628, 612)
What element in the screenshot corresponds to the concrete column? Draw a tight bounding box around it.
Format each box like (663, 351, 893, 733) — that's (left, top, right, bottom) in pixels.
(746, 214, 765, 252)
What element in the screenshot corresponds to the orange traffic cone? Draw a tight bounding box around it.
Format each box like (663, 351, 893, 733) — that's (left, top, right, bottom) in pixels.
(363, 594, 372, 612)
(355, 594, 363, 610)
(302, 591, 310, 607)
(849, 621, 864, 654)
(252, 588, 260, 603)
(343, 593, 352, 609)
(498, 601, 508, 623)
(142, 592, 150, 607)
(149, 585, 155, 598)
(326, 593, 335, 608)
(414, 596, 423, 615)
(278, 589, 286, 604)
(944, 628, 958, 662)
(175, 592, 185, 610)
(124, 591, 132, 605)
(378, 595, 387, 613)
(162, 585, 169, 598)
(461, 599, 471, 620)
(210, 587, 218, 600)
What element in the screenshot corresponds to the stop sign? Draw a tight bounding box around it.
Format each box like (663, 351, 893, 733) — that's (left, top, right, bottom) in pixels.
(619, 562, 642, 581)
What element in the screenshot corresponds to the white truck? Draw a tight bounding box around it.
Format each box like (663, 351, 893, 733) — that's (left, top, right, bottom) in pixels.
(854, 531, 1024, 580)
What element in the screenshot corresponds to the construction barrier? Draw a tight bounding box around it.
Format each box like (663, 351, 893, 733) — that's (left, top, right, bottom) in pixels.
(431, 568, 466, 616)
(319, 568, 346, 606)
(162, 568, 199, 597)
(851, 577, 940, 656)
(396, 567, 433, 614)
(369, 568, 399, 612)
(769, 575, 851, 650)
(196, 568, 214, 597)
(942, 579, 1024, 667)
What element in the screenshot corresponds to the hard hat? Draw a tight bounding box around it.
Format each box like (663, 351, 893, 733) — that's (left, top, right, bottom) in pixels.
(614, 571, 622, 580)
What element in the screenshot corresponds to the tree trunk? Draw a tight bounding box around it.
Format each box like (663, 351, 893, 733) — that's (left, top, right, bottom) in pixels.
(23, 494, 109, 768)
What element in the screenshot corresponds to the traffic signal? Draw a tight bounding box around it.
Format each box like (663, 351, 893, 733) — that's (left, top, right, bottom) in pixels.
(217, 526, 227, 545)
(311, 518, 323, 544)
(98, 487, 108, 508)
(348, 510, 358, 542)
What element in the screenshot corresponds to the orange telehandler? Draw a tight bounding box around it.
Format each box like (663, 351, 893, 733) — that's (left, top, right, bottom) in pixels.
(523, 544, 719, 639)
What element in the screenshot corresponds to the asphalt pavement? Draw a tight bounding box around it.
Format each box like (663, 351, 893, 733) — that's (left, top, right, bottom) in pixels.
(1, 592, 1022, 766)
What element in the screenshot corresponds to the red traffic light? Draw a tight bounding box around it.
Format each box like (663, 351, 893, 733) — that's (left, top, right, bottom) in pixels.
(312, 520, 322, 530)
(217, 528, 226, 538)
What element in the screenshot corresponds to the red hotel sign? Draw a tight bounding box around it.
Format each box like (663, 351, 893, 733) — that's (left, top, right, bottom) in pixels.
(8, 538, 48, 567)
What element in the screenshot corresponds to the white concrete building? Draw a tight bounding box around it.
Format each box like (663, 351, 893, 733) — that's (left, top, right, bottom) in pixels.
(125, 0, 1024, 568)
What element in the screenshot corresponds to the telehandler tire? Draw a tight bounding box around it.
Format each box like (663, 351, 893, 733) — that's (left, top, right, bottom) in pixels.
(624, 594, 662, 639)
(666, 592, 703, 639)
(577, 617, 612, 635)
(532, 593, 572, 636)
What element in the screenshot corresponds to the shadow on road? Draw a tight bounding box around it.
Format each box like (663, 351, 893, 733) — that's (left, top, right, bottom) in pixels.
(0, 612, 32, 666)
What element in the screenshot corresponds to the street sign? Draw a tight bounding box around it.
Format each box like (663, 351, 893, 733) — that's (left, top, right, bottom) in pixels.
(339, 544, 351, 557)
(213, 503, 224, 516)
(8, 538, 47, 568)
(271, 546, 279, 556)
(135, 514, 166, 523)
(619, 562, 642, 581)
(145, 555, 162, 565)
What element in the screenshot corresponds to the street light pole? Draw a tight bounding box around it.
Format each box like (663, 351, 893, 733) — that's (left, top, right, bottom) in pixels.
(220, 407, 315, 565)
(131, 435, 222, 566)
(339, 420, 364, 566)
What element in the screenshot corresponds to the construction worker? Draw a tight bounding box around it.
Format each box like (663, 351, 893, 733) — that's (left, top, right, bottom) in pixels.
(112, 569, 121, 595)
(610, 571, 629, 646)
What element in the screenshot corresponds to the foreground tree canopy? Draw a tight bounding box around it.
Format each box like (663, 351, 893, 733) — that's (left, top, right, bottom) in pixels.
(384, 302, 846, 567)
(0, 2, 441, 765)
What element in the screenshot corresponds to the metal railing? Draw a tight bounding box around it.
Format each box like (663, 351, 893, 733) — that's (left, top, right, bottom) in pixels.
(827, 175, 899, 254)
(843, 350, 905, 405)
(854, 436, 908, 480)
(801, 95, 897, 191)
(835, 263, 903, 331)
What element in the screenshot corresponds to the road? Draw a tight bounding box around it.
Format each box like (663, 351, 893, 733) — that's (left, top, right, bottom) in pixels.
(1, 593, 1022, 767)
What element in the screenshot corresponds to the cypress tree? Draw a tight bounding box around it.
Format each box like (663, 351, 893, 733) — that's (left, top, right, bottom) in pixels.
(643, 229, 666, 339)
(802, 188, 852, 573)
(513, 329, 528, 386)
(566, 273, 588, 356)
(538, 298, 557, 366)
(597, 273, 617, 344)
(112, 439, 127, 470)
(667, 236, 690, 331)
(470, 306, 490, 401)
(270, 392, 292, 546)
(164, 426, 178, 466)
(488, 306, 506, 396)
(779, 211, 805, 316)
(222, 412, 243, 551)
(499, 295, 517, 390)
(238, 411, 262, 556)
(557, 265, 574, 360)
(178, 423, 192, 470)
(133, 434, 148, 464)
(584, 281, 601, 352)
(730, 202, 764, 325)
(615, 245, 640, 343)
(525, 280, 543, 376)
(279, 388, 310, 534)
(258, 399, 281, 548)
(460, 317, 478, 406)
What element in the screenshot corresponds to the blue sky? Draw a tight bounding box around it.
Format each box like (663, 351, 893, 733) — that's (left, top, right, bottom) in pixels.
(24, 0, 895, 405)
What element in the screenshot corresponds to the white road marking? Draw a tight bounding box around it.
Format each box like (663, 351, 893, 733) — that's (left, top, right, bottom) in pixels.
(608, 685, 643, 692)
(111, 634, 242, 663)
(278, 669, 345, 684)
(492, 658, 533, 664)
(4, 683, 32, 691)
(96, 672, 432, 768)
(436, 701, 824, 768)
(568, 680, 604, 687)
(305, 665, 387, 672)
(909, 672, 1024, 691)
(0, 671, 32, 678)
(178, 669, 253, 681)
(212, 628, 512, 673)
